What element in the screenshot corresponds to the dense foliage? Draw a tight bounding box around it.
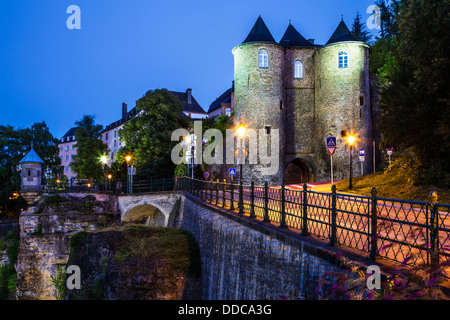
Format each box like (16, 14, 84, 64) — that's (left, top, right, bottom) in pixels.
(0, 122, 60, 216)
(371, 0, 450, 186)
(118, 89, 190, 179)
(69, 115, 108, 182)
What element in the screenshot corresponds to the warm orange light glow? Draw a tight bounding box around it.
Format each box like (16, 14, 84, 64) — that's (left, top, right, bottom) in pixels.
(347, 135, 356, 146)
(125, 155, 132, 163)
(107, 174, 112, 179)
(237, 124, 246, 139)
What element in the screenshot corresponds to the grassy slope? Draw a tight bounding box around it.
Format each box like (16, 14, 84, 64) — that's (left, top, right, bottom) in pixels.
(334, 168, 450, 204)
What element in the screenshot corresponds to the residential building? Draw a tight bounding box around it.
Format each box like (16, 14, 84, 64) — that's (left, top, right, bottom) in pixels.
(58, 127, 78, 182)
(207, 83, 234, 118)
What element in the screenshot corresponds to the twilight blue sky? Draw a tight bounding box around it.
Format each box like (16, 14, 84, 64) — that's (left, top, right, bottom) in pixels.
(0, 0, 381, 139)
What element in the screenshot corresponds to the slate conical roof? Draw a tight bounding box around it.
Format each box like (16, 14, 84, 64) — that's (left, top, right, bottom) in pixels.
(279, 23, 314, 47)
(242, 16, 277, 44)
(20, 148, 44, 164)
(326, 19, 356, 45)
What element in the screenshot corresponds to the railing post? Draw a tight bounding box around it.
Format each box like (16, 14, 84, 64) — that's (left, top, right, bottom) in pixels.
(230, 181, 235, 211)
(222, 179, 226, 207)
(216, 179, 219, 205)
(250, 181, 256, 218)
(239, 178, 244, 214)
(301, 183, 309, 236)
(329, 185, 337, 247)
(430, 191, 439, 267)
(264, 181, 270, 222)
(209, 179, 213, 202)
(370, 187, 378, 261)
(279, 180, 287, 228)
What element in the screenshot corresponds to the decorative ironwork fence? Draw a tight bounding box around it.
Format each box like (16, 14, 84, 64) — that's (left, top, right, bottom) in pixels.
(174, 177, 450, 275)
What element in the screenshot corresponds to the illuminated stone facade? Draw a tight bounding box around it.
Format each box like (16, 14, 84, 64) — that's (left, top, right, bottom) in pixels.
(232, 17, 374, 185)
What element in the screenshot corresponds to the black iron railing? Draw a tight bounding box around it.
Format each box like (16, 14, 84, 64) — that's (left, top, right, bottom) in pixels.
(174, 177, 450, 275)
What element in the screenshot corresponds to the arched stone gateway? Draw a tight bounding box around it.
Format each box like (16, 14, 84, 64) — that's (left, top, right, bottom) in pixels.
(118, 193, 183, 228)
(121, 204, 166, 227)
(285, 159, 312, 185)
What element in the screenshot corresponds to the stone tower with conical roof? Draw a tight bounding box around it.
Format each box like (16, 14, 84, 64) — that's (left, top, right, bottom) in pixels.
(232, 16, 373, 185)
(232, 16, 286, 185)
(313, 18, 372, 182)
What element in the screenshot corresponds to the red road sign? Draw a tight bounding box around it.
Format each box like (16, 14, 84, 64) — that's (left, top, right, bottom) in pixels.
(327, 147, 336, 156)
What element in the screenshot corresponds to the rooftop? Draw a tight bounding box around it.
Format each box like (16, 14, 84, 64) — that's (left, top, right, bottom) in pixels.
(20, 148, 44, 164)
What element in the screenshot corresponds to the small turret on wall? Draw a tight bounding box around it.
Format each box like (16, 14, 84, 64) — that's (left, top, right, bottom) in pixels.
(19, 148, 44, 204)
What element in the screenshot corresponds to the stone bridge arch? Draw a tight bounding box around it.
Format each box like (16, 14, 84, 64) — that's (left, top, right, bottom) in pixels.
(117, 193, 182, 227)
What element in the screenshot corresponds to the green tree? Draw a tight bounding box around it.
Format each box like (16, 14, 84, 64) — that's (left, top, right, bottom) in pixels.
(0, 122, 61, 216)
(118, 89, 190, 179)
(351, 12, 372, 43)
(70, 115, 108, 182)
(375, 0, 450, 185)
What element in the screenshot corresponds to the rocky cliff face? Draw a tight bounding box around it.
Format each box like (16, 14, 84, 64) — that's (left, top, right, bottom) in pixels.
(15, 193, 120, 300)
(15, 193, 201, 300)
(66, 225, 201, 300)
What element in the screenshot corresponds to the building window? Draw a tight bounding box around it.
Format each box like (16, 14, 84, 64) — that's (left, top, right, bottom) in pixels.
(65, 146, 69, 151)
(294, 60, 303, 79)
(66, 155, 69, 161)
(339, 51, 348, 68)
(360, 96, 365, 106)
(258, 49, 268, 68)
(65, 166, 69, 172)
(225, 108, 231, 117)
(105, 132, 108, 140)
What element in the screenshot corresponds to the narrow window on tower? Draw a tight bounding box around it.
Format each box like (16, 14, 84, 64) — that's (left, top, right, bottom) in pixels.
(265, 126, 271, 135)
(360, 96, 365, 106)
(258, 49, 268, 68)
(339, 51, 348, 68)
(294, 60, 303, 78)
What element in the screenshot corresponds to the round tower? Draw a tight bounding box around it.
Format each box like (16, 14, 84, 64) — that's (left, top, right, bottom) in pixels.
(19, 147, 44, 204)
(232, 16, 285, 185)
(313, 19, 372, 181)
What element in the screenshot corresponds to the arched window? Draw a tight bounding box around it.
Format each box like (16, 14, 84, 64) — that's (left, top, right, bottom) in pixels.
(294, 60, 303, 79)
(339, 51, 348, 68)
(258, 49, 268, 68)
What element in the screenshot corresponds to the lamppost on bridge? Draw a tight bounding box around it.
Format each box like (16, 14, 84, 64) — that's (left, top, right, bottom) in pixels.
(236, 123, 247, 184)
(125, 155, 133, 193)
(347, 135, 356, 190)
(100, 155, 108, 191)
(184, 134, 195, 179)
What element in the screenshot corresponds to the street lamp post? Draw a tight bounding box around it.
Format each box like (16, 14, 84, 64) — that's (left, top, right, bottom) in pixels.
(107, 174, 112, 191)
(125, 155, 132, 193)
(347, 135, 356, 190)
(101, 155, 108, 191)
(236, 124, 246, 215)
(237, 124, 246, 184)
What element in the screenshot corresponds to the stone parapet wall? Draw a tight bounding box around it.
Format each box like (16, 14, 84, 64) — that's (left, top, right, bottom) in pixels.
(180, 194, 357, 300)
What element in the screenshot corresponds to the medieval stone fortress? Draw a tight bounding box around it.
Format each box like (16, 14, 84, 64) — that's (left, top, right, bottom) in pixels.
(58, 15, 377, 187)
(233, 16, 374, 186)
